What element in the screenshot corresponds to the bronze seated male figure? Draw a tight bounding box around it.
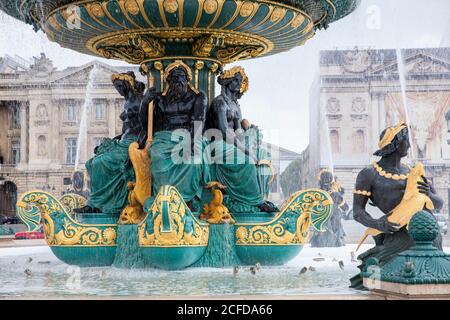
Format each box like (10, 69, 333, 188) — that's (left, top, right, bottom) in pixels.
(138, 61, 208, 211)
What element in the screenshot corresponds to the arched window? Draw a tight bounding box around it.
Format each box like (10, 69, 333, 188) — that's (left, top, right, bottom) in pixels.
(0, 181, 17, 216)
(353, 129, 366, 153)
(330, 129, 340, 154)
(37, 135, 47, 156)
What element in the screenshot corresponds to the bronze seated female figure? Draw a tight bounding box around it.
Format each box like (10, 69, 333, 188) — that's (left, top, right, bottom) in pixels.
(75, 71, 144, 214)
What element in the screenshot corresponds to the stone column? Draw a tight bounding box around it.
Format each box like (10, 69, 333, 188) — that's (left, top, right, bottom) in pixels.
(18, 101, 28, 169)
(378, 93, 386, 131)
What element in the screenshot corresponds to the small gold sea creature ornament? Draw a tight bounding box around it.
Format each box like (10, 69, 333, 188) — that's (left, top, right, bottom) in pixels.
(356, 162, 434, 250)
(200, 182, 235, 224)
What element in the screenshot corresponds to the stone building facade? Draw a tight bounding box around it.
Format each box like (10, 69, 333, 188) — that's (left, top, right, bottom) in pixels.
(309, 47, 450, 216)
(0, 54, 140, 216)
(0, 53, 297, 216)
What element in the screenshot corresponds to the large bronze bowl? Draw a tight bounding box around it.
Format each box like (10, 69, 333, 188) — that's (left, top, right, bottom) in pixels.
(1, 0, 359, 65)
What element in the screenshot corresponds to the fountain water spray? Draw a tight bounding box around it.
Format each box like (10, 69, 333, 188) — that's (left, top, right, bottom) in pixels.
(321, 97, 335, 175)
(74, 65, 98, 171)
(395, 48, 416, 162)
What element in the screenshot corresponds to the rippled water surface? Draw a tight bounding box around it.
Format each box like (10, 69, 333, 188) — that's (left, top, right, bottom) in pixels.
(0, 244, 383, 297)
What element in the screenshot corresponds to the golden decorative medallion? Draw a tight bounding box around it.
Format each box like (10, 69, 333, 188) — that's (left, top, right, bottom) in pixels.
(240, 2, 255, 17)
(163, 0, 179, 14)
(154, 61, 164, 70)
(89, 3, 105, 18)
(373, 162, 409, 180)
(204, 0, 218, 14)
(124, 0, 140, 15)
(209, 63, 219, 72)
(59, 194, 87, 215)
(194, 61, 205, 70)
(291, 14, 305, 29)
(270, 7, 286, 22)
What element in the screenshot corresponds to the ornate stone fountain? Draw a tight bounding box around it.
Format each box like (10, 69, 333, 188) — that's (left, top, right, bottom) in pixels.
(2, 0, 361, 269)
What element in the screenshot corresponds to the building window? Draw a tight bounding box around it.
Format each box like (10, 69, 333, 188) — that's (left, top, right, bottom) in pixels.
(330, 129, 340, 154)
(10, 104, 21, 129)
(353, 129, 366, 153)
(65, 138, 77, 165)
(66, 101, 77, 122)
(11, 141, 20, 164)
(95, 102, 106, 121)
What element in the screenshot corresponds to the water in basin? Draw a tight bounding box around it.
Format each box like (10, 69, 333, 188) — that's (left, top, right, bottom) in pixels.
(0, 244, 373, 298)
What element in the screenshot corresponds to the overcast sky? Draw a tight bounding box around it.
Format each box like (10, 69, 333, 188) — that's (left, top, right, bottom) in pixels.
(0, 0, 449, 153)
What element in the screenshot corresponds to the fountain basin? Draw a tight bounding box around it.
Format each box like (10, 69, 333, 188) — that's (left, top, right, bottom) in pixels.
(15, 187, 333, 269)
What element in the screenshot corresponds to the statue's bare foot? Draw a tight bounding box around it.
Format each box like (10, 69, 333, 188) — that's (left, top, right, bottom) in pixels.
(258, 201, 279, 213)
(73, 206, 102, 214)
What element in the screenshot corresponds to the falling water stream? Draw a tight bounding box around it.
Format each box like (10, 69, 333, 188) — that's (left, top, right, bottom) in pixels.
(74, 65, 98, 171)
(321, 95, 335, 175)
(395, 48, 416, 162)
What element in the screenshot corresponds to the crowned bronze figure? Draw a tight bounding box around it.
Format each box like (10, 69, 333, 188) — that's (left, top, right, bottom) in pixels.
(139, 61, 208, 211)
(75, 71, 144, 214)
(350, 122, 443, 289)
(206, 67, 277, 212)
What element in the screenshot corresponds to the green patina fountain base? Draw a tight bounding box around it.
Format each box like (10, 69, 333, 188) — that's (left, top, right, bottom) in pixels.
(362, 210, 450, 298)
